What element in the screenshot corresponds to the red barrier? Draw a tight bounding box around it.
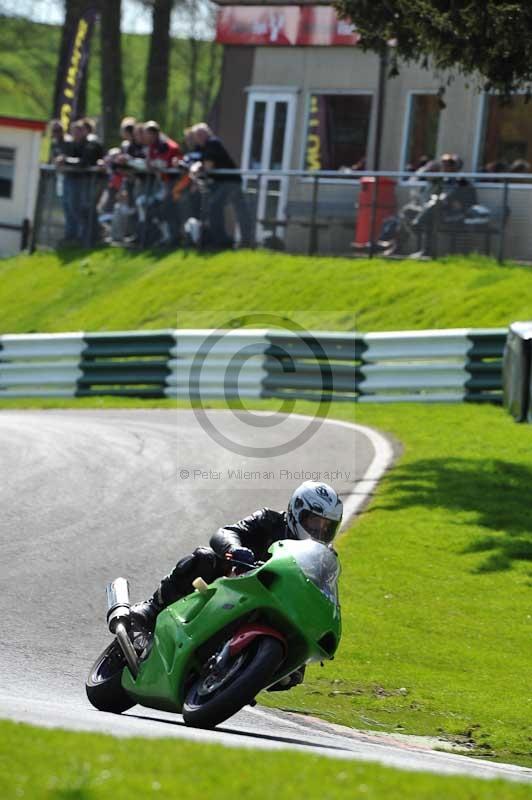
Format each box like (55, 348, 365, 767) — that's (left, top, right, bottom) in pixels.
(354, 177, 397, 247)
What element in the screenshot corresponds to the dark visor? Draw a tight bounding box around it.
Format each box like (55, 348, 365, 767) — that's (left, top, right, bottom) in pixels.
(298, 510, 339, 544)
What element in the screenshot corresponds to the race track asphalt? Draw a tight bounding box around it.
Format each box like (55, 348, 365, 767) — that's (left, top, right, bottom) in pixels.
(0, 409, 530, 784)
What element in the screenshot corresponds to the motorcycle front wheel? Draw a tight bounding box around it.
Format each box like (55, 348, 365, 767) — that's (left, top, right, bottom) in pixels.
(86, 639, 135, 714)
(183, 636, 284, 729)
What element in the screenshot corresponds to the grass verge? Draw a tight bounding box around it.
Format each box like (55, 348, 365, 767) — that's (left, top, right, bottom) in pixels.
(1, 249, 532, 333)
(0, 719, 530, 800)
(1, 398, 531, 767)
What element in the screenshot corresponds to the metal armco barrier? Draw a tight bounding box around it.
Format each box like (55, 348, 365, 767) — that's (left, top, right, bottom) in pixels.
(0, 328, 507, 402)
(503, 321, 532, 421)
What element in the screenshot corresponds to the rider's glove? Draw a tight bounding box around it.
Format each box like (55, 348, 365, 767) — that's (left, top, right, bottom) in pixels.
(226, 546, 256, 570)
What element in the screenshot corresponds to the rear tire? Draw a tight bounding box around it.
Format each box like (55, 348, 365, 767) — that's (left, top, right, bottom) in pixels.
(183, 636, 283, 729)
(86, 640, 135, 714)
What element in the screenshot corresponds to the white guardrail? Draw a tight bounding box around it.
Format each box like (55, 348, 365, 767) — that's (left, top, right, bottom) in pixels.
(0, 328, 507, 403)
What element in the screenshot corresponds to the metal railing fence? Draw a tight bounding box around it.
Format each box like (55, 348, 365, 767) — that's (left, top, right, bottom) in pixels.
(0, 328, 506, 403)
(31, 164, 532, 261)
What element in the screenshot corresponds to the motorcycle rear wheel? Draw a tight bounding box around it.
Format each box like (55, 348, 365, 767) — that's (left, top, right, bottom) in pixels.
(86, 639, 135, 714)
(183, 636, 284, 729)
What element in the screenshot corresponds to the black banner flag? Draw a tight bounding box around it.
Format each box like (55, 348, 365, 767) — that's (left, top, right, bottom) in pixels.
(56, 8, 97, 132)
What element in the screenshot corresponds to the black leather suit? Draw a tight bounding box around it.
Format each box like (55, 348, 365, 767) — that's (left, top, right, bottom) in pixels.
(152, 509, 296, 610)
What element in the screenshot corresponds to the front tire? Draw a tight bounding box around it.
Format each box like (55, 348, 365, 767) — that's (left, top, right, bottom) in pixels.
(86, 640, 135, 714)
(183, 636, 284, 729)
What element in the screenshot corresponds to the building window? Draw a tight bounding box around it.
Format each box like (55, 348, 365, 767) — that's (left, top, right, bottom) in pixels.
(479, 95, 532, 172)
(0, 147, 15, 199)
(403, 94, 441, 170)
(304, 93, 372, 171)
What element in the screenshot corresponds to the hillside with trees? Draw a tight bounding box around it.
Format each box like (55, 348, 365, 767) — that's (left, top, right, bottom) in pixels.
(0, 10, 221, 145)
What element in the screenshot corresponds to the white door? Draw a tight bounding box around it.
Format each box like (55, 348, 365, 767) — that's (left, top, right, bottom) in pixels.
(241, 91, 296, 243)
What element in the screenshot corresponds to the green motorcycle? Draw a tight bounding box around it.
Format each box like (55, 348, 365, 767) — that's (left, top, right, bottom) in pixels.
(86, 539, 341, 729)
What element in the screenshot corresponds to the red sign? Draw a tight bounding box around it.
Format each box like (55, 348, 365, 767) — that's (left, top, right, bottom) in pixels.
(216, 6, 360, 47)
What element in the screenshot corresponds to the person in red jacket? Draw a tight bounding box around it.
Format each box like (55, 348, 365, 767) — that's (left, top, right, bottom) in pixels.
(143, 120, 183, 246)
(144, 120, 182, 170)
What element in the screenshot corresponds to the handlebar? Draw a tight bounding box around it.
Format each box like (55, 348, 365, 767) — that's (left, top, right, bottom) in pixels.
(223, 553, 264, 574)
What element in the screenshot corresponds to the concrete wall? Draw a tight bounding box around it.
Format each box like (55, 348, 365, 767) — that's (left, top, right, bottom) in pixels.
(216, 43, 532, 259)
(214, 46, 255, 163)
(250, 46, 481, 171)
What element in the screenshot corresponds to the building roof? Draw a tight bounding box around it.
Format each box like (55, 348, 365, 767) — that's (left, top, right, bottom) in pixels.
(0, 116, 47, 133)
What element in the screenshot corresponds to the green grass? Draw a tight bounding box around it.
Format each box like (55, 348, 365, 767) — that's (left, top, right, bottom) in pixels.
(1, 248, 531, 779)
(1, 249, 532, 334)
(258, 402, 532, 768)
(1, 398, 531, 767)
(0, 16, 220, 140)
(0, 719, 530, 800)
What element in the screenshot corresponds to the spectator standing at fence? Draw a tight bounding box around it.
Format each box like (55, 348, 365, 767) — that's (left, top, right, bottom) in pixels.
(173, 127, 204, 236)
(119, 117, 136, 150)
(80, 118, 105, 162)
(139, 120, 183, 246)
(48, 119, 72, 213)
(54, 120, 103, 245)
(99, 118, 147, 245)
(48, 119, 71, 162)
(190, 122, 253, 249)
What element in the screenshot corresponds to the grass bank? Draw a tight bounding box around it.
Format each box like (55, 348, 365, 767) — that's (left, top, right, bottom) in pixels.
(1, 399, 530, 767)
(0, 719, 529, 800)
(1, 249, 532, 333)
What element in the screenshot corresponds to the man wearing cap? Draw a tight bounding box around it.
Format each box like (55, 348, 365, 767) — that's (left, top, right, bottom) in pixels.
(142, 121, 183, 246)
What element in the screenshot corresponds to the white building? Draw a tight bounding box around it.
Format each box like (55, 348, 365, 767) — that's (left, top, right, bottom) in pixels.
(212, 2, 532, 258)
(0, 116, 46, 257)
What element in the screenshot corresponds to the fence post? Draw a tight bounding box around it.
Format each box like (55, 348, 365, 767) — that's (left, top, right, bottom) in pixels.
(84, 171, 98, 248)
(368, 174, 378, 259)
(309, 174, 319, 255)
(498, 179, 509, 265)
(256, 172, 262, 247)
(29, 167, 46, 253)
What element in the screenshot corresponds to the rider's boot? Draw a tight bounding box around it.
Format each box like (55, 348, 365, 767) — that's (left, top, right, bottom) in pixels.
(130, 547, 220, 646)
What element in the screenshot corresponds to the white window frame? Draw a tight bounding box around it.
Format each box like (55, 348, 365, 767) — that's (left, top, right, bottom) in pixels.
(241, 87, 298, 240)
(472, 91, 532, 190)
(241, 86, 298, 173)
(399, 90, 442, 176)
(0, 143, 17, 204)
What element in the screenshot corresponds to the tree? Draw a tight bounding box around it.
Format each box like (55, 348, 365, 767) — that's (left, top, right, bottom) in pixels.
(334, 1, 532, 97)
(99, 0, 126, 145)
(143, 0, 173, 126)
(172, 0, 220, 126)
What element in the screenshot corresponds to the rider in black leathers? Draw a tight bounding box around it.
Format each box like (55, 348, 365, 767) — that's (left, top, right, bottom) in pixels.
(131, 481, 343, 689)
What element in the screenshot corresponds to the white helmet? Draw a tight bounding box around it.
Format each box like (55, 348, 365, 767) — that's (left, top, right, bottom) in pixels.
(287, 481, 343, 545)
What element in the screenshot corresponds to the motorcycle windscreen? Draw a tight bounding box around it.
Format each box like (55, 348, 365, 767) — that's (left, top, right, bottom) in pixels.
(282, 539, 340, 604)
